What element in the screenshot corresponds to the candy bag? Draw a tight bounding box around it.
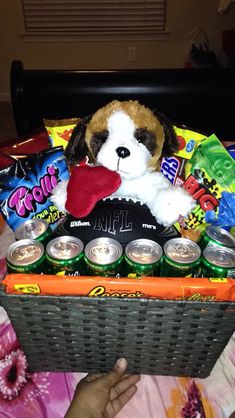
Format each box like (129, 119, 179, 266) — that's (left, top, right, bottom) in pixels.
(177, 134, 235, 236)
(160, 125, 207, 187)
(0, 147, 69, 231)
(205, 191, 235, 228)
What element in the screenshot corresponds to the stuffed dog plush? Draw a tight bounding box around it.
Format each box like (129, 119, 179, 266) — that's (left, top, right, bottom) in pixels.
(51, 100, 195, 226)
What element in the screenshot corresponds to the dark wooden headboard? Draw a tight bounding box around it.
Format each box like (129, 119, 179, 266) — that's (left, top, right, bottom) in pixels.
(10, 60, 235, 141)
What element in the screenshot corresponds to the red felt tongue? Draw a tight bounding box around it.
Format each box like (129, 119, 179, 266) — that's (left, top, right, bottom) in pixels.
(65, 165, 121, 218)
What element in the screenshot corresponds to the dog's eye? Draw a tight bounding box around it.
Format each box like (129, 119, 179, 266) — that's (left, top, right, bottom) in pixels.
(134, 128, 156, 155)
(135, 128, 147, 144)
(90, 130, 109, 158)
(96, 131, 108, 143)
(136, 135, 144, 143)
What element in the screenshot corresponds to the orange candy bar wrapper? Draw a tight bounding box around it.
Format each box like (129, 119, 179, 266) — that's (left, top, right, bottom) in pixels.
(2, 274, 235, 302)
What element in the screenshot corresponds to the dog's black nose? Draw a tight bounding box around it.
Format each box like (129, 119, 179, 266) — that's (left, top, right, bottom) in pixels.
(116, 147, 130, 159)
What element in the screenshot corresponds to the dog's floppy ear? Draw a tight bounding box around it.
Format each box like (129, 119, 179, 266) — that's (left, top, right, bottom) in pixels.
(65, 114, 93, 165)
(154, 110, 179, 157)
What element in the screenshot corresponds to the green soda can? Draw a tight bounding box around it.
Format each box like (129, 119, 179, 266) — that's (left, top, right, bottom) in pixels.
(124, 238, 162, 278)
(161, 238, 201, 277)
(46, 236, 84, 275)
(198, 226, 235, 252)
(15, 219, 52, 246)
(84, 237, 123, 277)
(202, 246, 235, 278)
(6, 239, 45, 274)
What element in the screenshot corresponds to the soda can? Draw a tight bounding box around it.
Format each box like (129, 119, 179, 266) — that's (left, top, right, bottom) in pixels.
(124, 238, 162, 278)
(15, 219, 52, 246)
(161, 238, 201, 277)
(198, 226, 235, 251)
(46, 236, 84, 275)
(6, 239, 45, 274)
(84, 237, 123, 277)
(202, 246, 235, 278)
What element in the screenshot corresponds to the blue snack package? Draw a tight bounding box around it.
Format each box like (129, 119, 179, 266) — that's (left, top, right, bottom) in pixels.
(205, 191, 235, 228)
(0, 147, 69, 231)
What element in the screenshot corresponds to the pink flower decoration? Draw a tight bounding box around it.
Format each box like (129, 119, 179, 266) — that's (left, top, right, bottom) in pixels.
(181, 381, 206, 418)
(0, 348, 28, 400)
(0, 310, 76, 418)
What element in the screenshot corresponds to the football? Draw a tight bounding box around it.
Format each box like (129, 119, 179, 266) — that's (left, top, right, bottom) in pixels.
(53, 197, 180, 248)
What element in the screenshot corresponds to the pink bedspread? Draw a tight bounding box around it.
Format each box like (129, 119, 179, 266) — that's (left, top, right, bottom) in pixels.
(0, 223, 235, 418)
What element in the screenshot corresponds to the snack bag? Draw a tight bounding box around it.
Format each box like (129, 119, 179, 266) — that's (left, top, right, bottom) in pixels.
(205, 190, 235, 228)
(160, 125, 207, 187)
(0, 147, 69, 231)
(177, 134, 235, 235)
(44, 118, 80, 149)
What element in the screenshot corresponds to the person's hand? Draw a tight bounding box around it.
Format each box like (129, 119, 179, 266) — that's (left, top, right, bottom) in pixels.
(64, 358, 140, 418)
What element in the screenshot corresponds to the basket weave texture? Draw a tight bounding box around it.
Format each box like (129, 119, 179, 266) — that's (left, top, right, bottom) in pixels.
(0, 291, 234, 377)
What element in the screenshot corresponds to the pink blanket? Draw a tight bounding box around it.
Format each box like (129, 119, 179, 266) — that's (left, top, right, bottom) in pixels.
(0, 224, 235, 418)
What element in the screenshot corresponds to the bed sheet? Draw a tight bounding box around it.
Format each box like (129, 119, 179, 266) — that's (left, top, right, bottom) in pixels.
(0, 222, 234, 418)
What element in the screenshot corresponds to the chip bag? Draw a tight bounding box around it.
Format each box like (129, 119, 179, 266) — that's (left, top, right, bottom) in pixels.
(44, 118, 80, 149)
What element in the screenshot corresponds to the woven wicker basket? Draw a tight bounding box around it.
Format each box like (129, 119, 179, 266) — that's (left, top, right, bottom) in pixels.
(0, 290, 234, 377)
